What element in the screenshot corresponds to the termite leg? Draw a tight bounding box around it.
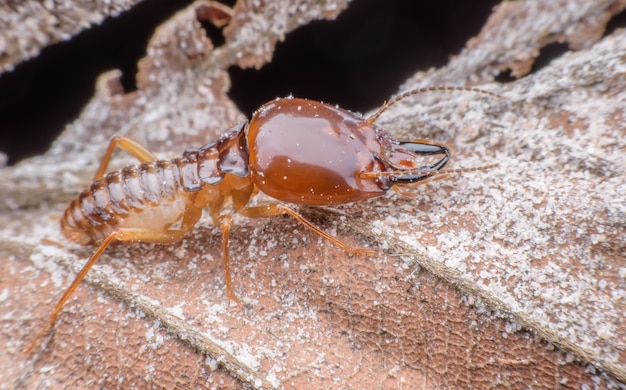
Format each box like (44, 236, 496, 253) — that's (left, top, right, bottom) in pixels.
(29, 206, 203, 353)
(217, 215, 244, 309)
(239, 204, 377, 256)
(28, 232, 118, 354)
(94, 136, 158, 180)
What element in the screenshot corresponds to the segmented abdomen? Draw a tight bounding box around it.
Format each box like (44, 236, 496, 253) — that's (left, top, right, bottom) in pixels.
(61, 158, 201, 245)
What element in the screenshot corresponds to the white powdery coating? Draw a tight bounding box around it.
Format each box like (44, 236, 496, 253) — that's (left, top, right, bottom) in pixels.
(373, 29, 626, 367)
(2, 0, 624, 386)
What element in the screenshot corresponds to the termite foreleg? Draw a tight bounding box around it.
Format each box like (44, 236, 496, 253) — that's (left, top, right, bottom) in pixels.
(238, 204, 376, 256)
(93, 136, 158, 180)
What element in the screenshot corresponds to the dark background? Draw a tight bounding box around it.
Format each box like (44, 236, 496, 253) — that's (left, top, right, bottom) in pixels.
(1, 0, 590, 165)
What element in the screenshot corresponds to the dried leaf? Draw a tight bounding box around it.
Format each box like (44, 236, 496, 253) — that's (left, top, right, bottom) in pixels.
(1, 0, 624, 388)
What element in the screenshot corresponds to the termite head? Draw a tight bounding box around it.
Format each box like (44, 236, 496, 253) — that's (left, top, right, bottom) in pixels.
(246, 98, 451, 205)
(247, 87, 500, 205)
(359, 85, 502, 193)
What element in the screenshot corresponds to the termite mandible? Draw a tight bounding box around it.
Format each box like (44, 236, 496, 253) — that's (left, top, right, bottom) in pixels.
(29, 86, 500, 352)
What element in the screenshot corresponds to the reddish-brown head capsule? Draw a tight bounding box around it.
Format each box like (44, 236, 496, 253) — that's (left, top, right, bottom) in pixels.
(247, 97, 449, 205)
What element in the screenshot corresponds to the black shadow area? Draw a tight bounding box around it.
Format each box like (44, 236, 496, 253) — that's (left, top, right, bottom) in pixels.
(0, 0, 195, 165)
(229, 0, 500, 117)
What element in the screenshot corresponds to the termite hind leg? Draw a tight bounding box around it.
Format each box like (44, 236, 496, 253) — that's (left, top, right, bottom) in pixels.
(28, 226, 194, 354)
(217, 215, 244, 309)
(28, 231, 119, 354)
(238, 204, 377, 256)
(94, 136, 159, 180)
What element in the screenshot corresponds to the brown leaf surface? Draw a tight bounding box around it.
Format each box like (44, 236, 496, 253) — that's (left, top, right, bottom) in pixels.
(1, 0, 625, 388)
(0, 0, 143, 73)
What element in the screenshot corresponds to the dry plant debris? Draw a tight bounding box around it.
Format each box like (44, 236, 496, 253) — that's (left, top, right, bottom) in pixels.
(1, 0, 625, 388)
(0, 0, 143, 73)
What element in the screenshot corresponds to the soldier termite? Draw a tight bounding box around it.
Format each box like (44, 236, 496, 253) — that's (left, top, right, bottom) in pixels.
(29, 85, 501, 352)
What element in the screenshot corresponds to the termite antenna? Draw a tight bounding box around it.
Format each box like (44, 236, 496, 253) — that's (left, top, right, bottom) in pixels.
(362, 163, 498, 197)
(367, 86, 504, 124)
(362, 163, 499, 180)
(428, 162, 499, 176)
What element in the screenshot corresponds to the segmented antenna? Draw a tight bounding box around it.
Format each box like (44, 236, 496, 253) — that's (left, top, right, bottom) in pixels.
(367, 86, 503, 124)
(361, 163, 499, 179)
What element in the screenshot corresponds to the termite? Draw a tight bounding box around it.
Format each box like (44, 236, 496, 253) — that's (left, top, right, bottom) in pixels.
(29, 86, 500, 352)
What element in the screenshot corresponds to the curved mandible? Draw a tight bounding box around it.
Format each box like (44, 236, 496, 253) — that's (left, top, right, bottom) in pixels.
(389, 140, 450, 184)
